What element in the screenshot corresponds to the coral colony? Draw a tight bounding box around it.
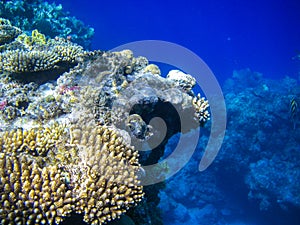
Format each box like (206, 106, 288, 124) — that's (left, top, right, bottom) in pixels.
(0, 3, 209, 223)
(1, 1, 299, 225)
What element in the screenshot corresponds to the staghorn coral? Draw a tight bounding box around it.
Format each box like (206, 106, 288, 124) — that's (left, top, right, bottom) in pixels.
(0, 119, 144, 225)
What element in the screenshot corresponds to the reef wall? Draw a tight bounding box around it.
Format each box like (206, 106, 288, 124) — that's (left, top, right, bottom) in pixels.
(159, 68, 300, 225)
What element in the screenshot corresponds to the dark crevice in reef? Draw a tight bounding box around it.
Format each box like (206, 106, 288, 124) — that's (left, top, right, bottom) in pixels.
(130, 100, 181, 166)
(60, 213, 85, 225)
(128, 100, 198, 225)
(10, 62, 78, 84)
(128, 101, 180, 225)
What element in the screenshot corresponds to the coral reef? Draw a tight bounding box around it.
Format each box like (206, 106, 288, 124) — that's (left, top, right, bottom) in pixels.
(158, 69, 300, 225)
(0, 119, 144, 225)
(0, 0, 94, 49)
(221, 70, 300, 214)
(0, 22, 85, 82)
(0, 153, 74, 224)
(0, 17, 210, 225)
(166, 69, 196, 93)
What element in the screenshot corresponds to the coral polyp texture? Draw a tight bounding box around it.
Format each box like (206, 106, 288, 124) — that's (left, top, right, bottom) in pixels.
(0, 19, 209, 225)
(0, 23, 85, 81)
(0, 153, 74, 224)
(0, 121, 144, 225)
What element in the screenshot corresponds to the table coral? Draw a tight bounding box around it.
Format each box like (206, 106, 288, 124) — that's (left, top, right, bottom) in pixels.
(0, 49, 60, 73)
(0, 30, 85, 77)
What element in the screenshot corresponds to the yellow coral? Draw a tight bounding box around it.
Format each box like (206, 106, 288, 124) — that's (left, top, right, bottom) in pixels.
(31, 29, 47, 45)
(0, 122, 67, 156)
(144, 64, 161, 75)
(67, 123, 144, 224)
(16, 29, 47, 49)
(0, 120, 144, 225)
(0, 153, 74, 224)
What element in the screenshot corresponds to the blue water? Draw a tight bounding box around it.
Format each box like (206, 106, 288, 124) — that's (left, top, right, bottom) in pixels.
(56, 0, 300, 84)
(51, 1, 300, 224)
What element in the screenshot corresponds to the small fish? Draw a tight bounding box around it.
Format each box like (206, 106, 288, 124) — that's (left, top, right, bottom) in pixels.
(290, 97, 298, 129)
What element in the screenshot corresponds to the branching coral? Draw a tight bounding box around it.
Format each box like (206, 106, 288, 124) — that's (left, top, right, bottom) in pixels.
(0, 49, 60, 73)
(0, 120, 144, 224)
(66, 121, 144, 224)
(0, 122, 67, 157)
(0, 153, 74, 224)
(0, 38, 85, 75)
(192, 93, 210, 126)
(0, 21, 85, 82)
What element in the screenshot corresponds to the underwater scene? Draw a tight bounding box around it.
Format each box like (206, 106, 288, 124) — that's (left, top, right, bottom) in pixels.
(0, 0, 299, 225)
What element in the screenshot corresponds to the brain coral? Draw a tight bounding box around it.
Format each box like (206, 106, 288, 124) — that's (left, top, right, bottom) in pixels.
(0, 120, 144, 224)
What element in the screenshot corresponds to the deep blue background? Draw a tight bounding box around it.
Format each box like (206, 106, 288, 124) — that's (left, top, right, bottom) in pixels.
(54, 0, 300, 83)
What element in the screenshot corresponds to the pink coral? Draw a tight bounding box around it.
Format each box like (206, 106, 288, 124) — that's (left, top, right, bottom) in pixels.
(0, 100, 7, 110)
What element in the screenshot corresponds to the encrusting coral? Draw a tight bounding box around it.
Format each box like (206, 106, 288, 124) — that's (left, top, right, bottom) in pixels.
(0, 119, 144, 225)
